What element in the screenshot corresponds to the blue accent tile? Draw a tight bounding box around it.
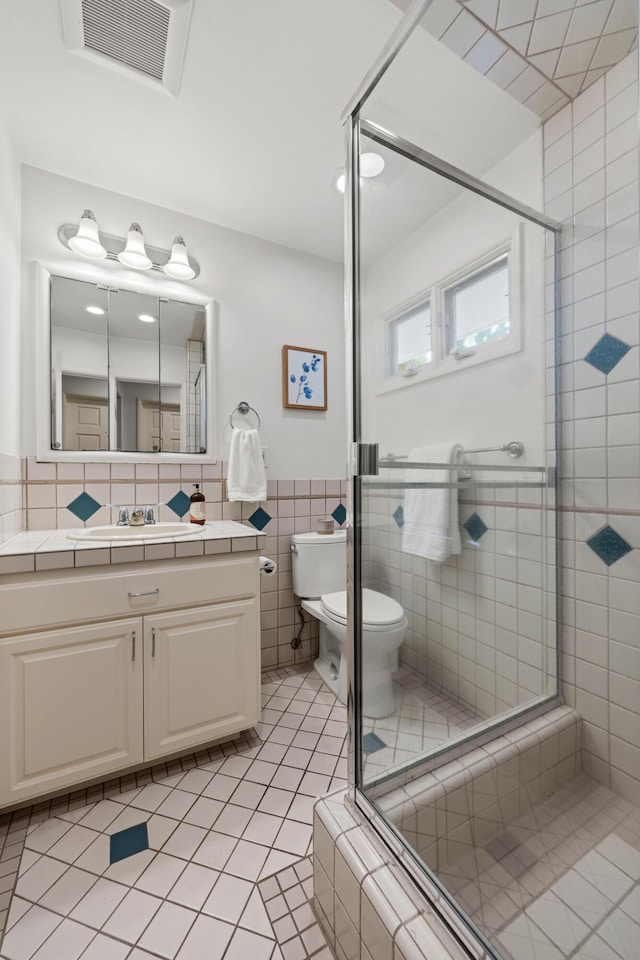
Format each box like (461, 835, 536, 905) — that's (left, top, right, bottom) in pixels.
(166, 490, 191, 518)
(584, 333, 631, 374)
(463, 512, 488, 542)
(362, 732, 386, 755)
(248, 507, 271, 531)
(332, 503, 347, 526)
(586, 525, 632, 566)
(109, 822, 148, 864)
(393, 505, 404, 528)
(67, 491, 102, 522)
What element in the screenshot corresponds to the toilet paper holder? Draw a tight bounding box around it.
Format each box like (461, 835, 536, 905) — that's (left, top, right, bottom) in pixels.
(259, 556, 277, 575)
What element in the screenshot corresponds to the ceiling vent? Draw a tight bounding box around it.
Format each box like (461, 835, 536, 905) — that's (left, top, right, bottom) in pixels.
(60, 0, 193, 96)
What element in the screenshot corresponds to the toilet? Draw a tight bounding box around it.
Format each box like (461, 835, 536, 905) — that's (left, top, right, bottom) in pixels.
(291, 530, 407, 719)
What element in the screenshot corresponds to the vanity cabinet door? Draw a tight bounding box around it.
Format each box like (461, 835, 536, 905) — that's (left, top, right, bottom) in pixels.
(0, 618, 144, 806)
(144, 600, 260, 761)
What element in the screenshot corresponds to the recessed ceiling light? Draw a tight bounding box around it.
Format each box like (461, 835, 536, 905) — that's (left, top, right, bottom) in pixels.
(86, 305, 105, 315)
(360, 152, 385, 177)
(332, 152, 385, 194)
(138, 314, 157, 323)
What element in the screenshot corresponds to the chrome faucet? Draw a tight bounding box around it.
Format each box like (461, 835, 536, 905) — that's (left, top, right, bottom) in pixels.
(116, 505, 156, 525)
(129, 507, 145, 526)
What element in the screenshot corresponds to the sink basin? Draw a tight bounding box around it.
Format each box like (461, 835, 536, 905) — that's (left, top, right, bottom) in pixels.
(69, 522, 197, 542)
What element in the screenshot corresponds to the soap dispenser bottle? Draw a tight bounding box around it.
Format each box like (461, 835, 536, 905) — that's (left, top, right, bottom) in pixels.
(189, 483, 205, 525)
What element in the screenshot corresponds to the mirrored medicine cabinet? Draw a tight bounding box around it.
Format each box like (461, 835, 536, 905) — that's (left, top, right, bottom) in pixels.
(45, 273, 214, 458)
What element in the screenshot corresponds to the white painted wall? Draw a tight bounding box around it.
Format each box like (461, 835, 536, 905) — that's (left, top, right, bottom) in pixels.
(361, 133, 548, 465)
(0, 97, 21, 458)
(21, 166, 347, 478)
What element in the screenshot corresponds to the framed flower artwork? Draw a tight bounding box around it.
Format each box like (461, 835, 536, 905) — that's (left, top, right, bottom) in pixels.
(282, 345, 327, 411)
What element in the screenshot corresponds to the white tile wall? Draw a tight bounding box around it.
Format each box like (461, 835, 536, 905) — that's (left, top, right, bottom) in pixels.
(544, 50, 640, 804)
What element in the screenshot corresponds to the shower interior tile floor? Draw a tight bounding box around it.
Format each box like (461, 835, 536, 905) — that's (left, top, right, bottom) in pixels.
(439, 775, 640, 960)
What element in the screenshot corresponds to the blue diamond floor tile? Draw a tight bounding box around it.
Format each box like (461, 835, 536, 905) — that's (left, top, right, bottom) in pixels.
(332, 503, 347, 526)
(463, 512, 488, 542)
(67, 492, 102, 522)
(248, 507, 271, 531)
(586, 525, 633, 566)
(393, 505, 405, 528)
(362, 732, 387, 755)
(584, 333, 631, 374)
(109, 822, 149, 864)
(166, 490, 191, 518)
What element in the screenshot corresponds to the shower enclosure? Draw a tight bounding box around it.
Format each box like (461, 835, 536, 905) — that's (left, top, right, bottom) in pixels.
(342, 3, 640, 960)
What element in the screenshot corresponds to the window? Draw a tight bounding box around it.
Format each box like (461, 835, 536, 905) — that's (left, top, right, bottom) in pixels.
(387, 299, 431, 377)
(381, 234, 520, 393)
(444, 255, 509, 354)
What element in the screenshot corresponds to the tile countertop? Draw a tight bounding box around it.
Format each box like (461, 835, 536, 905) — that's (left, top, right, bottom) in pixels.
(0, 521, 266, 575)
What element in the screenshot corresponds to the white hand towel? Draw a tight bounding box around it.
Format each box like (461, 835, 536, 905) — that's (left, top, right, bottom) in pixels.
(401, 443, 462, 562)
(227, 428, 267, 502)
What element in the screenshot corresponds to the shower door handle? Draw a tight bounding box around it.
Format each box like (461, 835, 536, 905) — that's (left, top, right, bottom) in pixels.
(355, 442, 379, 476)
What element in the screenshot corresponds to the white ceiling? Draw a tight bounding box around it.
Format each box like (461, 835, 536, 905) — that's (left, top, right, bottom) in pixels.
(0, 0, 567, 262)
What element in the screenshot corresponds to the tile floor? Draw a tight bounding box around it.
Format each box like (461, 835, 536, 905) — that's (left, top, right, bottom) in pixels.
(0, 667, 345, 960)
(361, 665, 479, 783)
(3, 662, 638, 960)
(439, 775, 640, 960)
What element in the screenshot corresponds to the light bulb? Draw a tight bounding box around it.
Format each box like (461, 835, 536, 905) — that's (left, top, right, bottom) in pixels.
(68, 210, 107, 260)
(117, 222, 152, 270)
(163, 236, 196, 280)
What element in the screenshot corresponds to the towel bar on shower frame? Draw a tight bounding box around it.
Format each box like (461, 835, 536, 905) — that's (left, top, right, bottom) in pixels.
(229, 401, 261, 429)
(381, 440, 524, 463)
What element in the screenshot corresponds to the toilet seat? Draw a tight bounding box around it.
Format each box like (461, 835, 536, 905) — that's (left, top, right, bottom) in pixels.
(321, 588, 404, 630)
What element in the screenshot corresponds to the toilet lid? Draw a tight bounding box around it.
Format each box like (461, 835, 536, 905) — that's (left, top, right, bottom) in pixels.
(321, 588, 404, 626)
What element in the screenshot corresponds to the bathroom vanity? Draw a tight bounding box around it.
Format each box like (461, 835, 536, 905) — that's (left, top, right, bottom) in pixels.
(0, 523, 263, 808)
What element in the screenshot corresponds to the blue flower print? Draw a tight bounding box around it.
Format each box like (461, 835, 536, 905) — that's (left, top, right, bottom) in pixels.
(291, 352, 322, 404)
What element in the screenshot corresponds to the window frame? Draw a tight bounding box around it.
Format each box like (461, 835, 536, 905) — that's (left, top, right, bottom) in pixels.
(385, 292, 432, 379)
(379, 226, 523, 395)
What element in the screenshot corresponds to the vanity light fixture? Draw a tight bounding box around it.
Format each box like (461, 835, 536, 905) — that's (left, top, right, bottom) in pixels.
(117, 222, 153, 270)
(68, 210, 108, 260)
(58, 214, 201, 279)
(86, 305, 105, 315)
(333, 152, 385, 195)
(138, 313, 157, 323)
(163, 236, 196, 280)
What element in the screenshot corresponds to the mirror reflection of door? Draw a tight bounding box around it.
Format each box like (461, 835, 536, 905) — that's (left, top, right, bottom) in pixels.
(61, 375, 109, 450)
(137, 400, 181, 452)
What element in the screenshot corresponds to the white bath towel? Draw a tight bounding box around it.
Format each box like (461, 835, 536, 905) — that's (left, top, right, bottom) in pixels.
(401, 443, 462, 562)
(227, 428, 267, 502)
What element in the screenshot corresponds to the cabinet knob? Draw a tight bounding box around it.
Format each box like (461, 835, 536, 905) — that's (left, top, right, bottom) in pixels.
(132, 631, 136, 662)
(152, 627, 156, 658)
(128, 589, 160, 599)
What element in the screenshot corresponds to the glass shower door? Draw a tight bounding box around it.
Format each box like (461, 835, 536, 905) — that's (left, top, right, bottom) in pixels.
(346, 115, 561, 956)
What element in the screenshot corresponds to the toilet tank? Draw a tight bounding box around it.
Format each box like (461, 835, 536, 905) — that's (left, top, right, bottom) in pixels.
(291, 531, 346, 599)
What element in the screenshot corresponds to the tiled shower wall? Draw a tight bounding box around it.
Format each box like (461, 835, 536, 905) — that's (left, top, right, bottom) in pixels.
(544, 50, 640, 803)
(21, 457, 347, 671)
(0, 454, 24, 545)
(363, 483, 556, 721)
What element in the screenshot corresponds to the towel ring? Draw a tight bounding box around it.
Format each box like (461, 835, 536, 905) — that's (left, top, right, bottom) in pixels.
(230, 401, 261, 429)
